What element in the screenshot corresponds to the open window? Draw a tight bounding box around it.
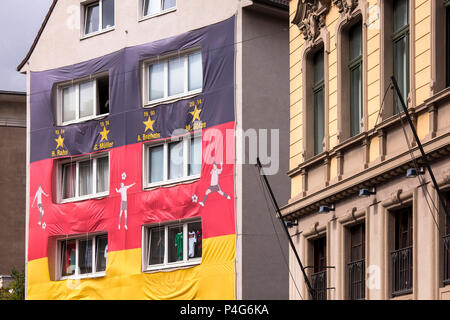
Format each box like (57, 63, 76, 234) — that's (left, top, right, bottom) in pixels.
(57, 74, 109, 125)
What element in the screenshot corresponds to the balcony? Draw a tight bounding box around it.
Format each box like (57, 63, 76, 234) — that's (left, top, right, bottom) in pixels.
(444, 235, 450, 285)
(311, 270, 327, 300)
(391, 246, 413, 297)
(348, 259, 365, 300)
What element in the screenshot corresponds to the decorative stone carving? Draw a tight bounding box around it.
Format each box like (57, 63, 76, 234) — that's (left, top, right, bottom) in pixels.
(333, 0, 358, 15)
(292, 0, 332, 41)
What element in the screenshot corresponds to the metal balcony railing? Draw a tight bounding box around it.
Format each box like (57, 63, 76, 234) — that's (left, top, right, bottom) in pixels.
(391, 246, 413, 296)
(348, 259, 365, 300)
(444, 235, 450, 285)
(311, 270, 327, 300)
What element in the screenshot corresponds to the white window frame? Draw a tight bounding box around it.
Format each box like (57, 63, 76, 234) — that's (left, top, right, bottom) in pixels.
(58, 152, 110, 203)
(142, 218, 202, 272)
(142, 48, 202, 107)
(57, 73, 109, 126)
(81, 0, 115, 39)
(139, 0, 177, 21)
(143, 133, 202, 189)
(58, 233, 107, 280)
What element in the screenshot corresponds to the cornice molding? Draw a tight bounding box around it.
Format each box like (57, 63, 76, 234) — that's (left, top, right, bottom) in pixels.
(292, 0, 331, 42)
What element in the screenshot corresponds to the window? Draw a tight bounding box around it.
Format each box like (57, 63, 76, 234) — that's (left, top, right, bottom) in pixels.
(145, 50, 202, 105)
(144, 219, 202, 271)
(391, 206, 413, 296)
(83, 0, 115, 36)
(393, 0, 409, 114)
(60, 153, 109, 202)
(144, 134, 201, 187)
(59, 75, 109, 125)
(311, 236, 326, 300)
(349, 22, 363, 137)
(443, 191, 450, 285)
(348, 223, 365, 300)
(313, 50, 324, 155)
(142, 0, 176, 18)
(59, 234, 107, 279)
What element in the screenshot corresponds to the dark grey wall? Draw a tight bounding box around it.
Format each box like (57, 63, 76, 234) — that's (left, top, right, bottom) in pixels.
(0, 96, 26, 276)
(241, 6, 290, 299)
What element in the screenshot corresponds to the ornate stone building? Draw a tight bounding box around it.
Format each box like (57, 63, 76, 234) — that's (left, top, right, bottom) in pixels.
(283, 0, 450, 299)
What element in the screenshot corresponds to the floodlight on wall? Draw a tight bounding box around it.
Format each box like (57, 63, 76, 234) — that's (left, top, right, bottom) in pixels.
(406, 167, 425, 178)
(359, 187, 376, 198)
(318, 205, 335, 214)
(284, 220, 298, 228)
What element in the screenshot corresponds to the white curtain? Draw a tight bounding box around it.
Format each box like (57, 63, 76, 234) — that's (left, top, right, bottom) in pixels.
(62, 163, 76, 199)
(96, 156, 109, 193)
(79, 160, 93, 196)
(62, 86, 76, 122)
(79, 81, 94, 118)
(169, 141, 183, 179)
(188, 51, 202, 91)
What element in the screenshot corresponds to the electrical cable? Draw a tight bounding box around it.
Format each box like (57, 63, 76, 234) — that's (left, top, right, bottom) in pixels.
(253, 165, 304, 300)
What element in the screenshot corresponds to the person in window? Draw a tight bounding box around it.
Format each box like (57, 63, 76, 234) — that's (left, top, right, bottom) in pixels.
(31, 184, 49, 226)
(116, 182, 136, 230)
(198, 162, 231, 207)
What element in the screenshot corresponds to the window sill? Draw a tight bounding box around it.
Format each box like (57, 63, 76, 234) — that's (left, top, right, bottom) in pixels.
(144, 89, 202, 108)
(60, 271, 106, 281)
(60, 113, 110, 127)
(80, 27, 115, 41)
(138, 7, 177, 23)
(144, 259, 201, 273)
(61, 191, 109, 204)
(144, 174, 200, 190)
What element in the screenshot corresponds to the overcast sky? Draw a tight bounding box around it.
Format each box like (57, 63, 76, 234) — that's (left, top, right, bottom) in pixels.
(0, 0, 53, 92)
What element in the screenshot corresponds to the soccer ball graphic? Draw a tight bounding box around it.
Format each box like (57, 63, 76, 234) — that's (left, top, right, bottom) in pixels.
(121, 172, 127, 180)
(192, 194, 198, 203)
(42, 222, 46, 230)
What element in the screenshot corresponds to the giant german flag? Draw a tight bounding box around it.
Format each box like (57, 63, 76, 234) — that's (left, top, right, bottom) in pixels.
(28, 17, 236, 300)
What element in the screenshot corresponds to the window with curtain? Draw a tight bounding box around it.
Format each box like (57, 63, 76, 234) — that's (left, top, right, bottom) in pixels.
(145, 134, 202, 187)
(60, 154, 109, 202)
(313, 50, 325, 155)
(142, 0, 176, 17)
(59, 234, 108, 279)
(60, 75, 109, 125)
(393, 0, 409, 114)
(349, 21, 363, 137)
(84, 0, 115, 36)
(147, 50, 202, 104)
(145, 219, 202, 270)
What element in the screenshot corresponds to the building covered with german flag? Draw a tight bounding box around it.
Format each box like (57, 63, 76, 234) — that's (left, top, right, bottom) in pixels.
(18, 0, 290, 300)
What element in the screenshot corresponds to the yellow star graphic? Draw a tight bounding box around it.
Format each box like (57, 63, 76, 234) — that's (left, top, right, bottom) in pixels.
(55, 135, 64, 149)
(189, 105, 202, 122)
(99, 126, 110, 142)
(143, 116, 155, 132)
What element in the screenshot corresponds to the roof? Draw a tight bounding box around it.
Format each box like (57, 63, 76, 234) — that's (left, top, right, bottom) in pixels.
(0, 90, 26, 96)
(253, 0, 289, 10)
(16, 0, 58, 72)
(17, 0, 288, 72)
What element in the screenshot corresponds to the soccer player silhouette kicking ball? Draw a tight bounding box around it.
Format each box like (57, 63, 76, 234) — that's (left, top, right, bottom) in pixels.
(116, 182, 135, 230)
(31, 184, 48, 226)
(199, 162, 231, 207)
